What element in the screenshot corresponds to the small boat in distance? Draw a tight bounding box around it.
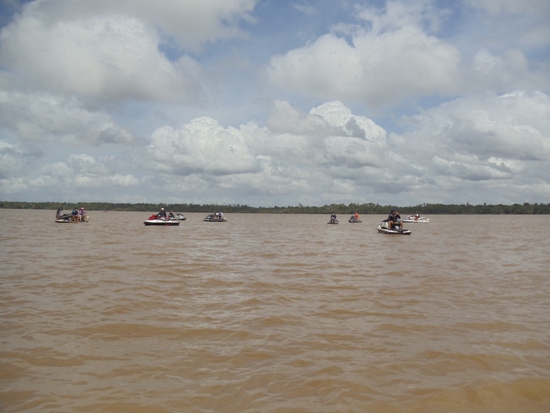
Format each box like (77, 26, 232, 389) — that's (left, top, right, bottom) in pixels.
(402, 214, 429, 223)
(55, 207, 89, 223)
(204, 213, 227, 222)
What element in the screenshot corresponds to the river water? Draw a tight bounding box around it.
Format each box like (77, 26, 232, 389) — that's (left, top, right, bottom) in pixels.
(1, 209, 549, 412)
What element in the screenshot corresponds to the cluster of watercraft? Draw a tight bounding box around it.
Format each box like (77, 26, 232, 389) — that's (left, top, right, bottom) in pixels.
(327, 213, 430, 235)
(55, 208, 429, 234)
(143, 212, 227, 225)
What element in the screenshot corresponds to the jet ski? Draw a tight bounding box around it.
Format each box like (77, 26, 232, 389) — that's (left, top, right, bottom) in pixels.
(55, 207, 89, 223)
(402, 215, 429, 223)
(204, 213, 227, 222)
(377, 221, 411, 235)
(144, 215, 180, 226)
(348, 215, 362, 223)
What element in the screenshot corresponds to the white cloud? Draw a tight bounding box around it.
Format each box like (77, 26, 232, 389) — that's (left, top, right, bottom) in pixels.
(267, 13, 461, 107)
(399, 91, 550, 184)
(0, 91, 135, 145)
(0, 13, 203, 103)
(0, 1, 548, 205)
(0, 0, 256, 106)
(264, 101, 390, 171)
(0, 150, 139, 199)
(147, 117, 262, 176)
(139, 100, 396, 204)
(267, 1, 549, 109)
(92, 0, 257, 52)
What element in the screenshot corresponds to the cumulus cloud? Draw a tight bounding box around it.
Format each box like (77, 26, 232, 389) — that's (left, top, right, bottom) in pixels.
(0, 13, 203, 103)
(265, 101, 389, 173)
(0, 0, 255, 105)
(267, 0, 549, 109)
(0, 91, 136, 145)
(399, 91, 550, 183)
(147, 117, 262, 176)
(267, 2, 462, 107)
(0, 151, 139, 199)
(140, 100, 396, 204)
(0, 1, 548, 205)
(52, 154, 140, 188)
(75, 0, 257, 52)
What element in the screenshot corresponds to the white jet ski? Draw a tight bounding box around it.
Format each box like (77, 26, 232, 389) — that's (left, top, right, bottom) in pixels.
(377, 221, 411, 235)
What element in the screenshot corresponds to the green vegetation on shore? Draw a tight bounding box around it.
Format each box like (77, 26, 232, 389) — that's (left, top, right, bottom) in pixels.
(1, 201, 549, 214)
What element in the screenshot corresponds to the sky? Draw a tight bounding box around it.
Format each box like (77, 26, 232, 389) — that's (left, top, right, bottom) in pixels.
(0, 0, 549, 207)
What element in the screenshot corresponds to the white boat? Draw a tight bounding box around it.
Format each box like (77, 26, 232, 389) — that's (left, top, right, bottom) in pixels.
(377, 221, 411, 235)
(402, 215, 430, 223)
(144, 215, 179, 226)
(174, 213, 186, 220)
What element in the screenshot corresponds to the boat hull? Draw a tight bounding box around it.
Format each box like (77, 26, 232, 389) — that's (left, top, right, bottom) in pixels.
(203, 214, 227, 222)
(377, 225, 411, 235)
(144, 220, 179, 226)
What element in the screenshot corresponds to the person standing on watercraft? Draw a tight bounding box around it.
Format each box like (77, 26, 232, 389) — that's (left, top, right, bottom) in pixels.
(387, 209, 403, 229)
(330, 212, 337, 223)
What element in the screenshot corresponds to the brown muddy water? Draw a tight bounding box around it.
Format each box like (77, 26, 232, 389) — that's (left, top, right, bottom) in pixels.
(1, 209, 549, 412)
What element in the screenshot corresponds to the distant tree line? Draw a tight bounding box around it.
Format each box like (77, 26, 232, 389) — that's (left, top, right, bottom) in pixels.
(1, 201, 549, 214)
